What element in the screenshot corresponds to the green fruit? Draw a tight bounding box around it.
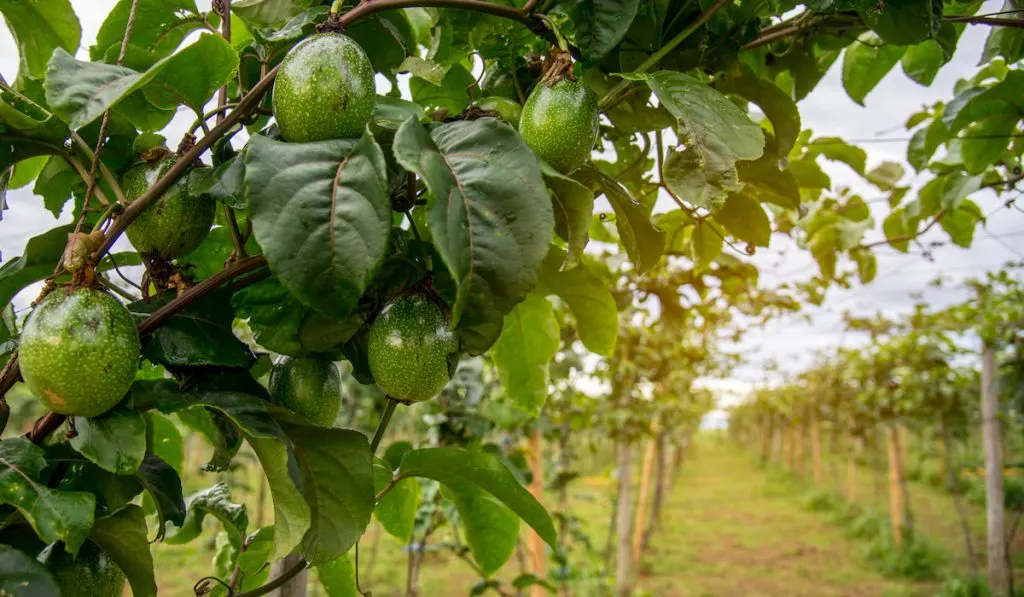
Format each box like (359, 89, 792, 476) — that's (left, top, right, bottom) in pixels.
(40, 541, 126, 597)
(518, 78, 599, 174)
(272, 33, 376, 142)
(477, 96, 523, 128)
(368, 293, 459, 403)
(19, 287, 140, 418)
(268, 356, 342, 426)
(121, 155, 215, 259)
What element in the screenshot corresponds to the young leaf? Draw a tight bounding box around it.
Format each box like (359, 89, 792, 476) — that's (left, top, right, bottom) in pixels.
(0, 544, 60, 597)
(396, 447, 557, 548)
(573, 0, 642, 60)
(713, 193, 771, 247)
(245, 132, 392, 321)
(135, 453, 186, 537)
(279, 422, 375, 566)
(70, 407, 147, 476)
(393, 118, 554, 353)
(372, 459, 418, 541)
(491, 293, 560, 415)
(441, 481, 519, 577)
(0, 0, 81, 80)
(88, 505, 157, 597)
(166, 482, 249, 547)
(841, 32, 906, 105)
(0, 437, 95, 556)
(540, 263, 617, 356)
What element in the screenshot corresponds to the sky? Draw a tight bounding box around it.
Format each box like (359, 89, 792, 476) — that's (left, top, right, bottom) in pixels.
(0, 1, 1020, 413)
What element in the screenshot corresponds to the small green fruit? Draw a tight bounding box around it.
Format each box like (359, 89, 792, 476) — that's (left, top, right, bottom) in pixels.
(268, 356, 342, 426)
(121, 155, 215, 259)
(368, 293, 459, 403)
(273, 33, 376, 142)
(518, 78, 599, 174)
(40, 541, 126, 597)
(20, 287, 140, 418)
(477, 96, 523, 128)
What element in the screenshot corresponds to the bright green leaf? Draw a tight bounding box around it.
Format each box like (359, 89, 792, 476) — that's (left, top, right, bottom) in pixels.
(372, 459, 418, 541)
(0, 0, 81, 80)
(714, 193, 771, 247)
(70, 407, 147, 476)
(492, 293, 560, 415)
(540, 263, 618, 357)
(841, 32, 906, 105)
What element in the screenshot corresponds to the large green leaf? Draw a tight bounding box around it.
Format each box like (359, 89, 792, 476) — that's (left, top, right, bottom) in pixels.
(408, 64, 476, 114)
(573, 0, 641, 60)
(129, 290, 255, 369)
(663, 139, 740, 212)
(233, 0, 318, 30)
(0, 0, 81, 80)
(907, 118, 947, 171)
(0, 438, 95, 556)
(45, 34, 238, 129)
(491, 293, 559, 416)
(279, 421, 375, 566)
(540, 263, 618, 356)
(442, 481, 519, 577)
(246, 132, 391, 321)
(859, 0, 941, 45)
(717, 63, 801, 156)
(543, 166, 594, 267)
(91, 0, 204, 60)
(714, 193, 771, 247)
(135, 453, 185, 536)
(805, 137, 867, 175)
(900, 24, 959, 87)
(393, 118, 553, 354)
(88, 505, 157, 597)
(166, 481, 249, 546)
(0, 86, 69, 175)
(0, 544, 59, 597)
(69, 407, 147, 476)
(317, 553, 358, 597)
(372, 459, 418, 541)
(580, 169, 664, 273)
(396, 447, 556, 548)
(841, 32, 906, 105)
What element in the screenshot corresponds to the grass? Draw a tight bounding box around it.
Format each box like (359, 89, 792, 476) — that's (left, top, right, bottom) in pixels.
(148, 437, 994, 596)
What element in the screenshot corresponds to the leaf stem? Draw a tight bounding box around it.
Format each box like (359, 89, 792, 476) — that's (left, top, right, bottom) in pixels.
(371, 398, 400, 454)
(598, 0, 730, 110)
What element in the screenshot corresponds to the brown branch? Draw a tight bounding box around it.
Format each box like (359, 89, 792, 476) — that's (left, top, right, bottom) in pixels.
(945, 16, 1024, 27)
(860, 208, 947, 250)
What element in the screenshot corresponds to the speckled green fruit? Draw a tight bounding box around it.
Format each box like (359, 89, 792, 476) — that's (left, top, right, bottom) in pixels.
(121, 155, 215, 259)
(368, 293, 459, 403)
(518, 78, 599, 174)
(41, 541, 126, 597)
(273, 33, 376, 142)
(19, 288, 140, 418)
(477, 96, 523, 128)
(268, 356, 341, 426)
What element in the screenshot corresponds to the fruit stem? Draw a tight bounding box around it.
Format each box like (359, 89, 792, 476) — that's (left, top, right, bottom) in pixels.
(597, 0, 730, 110)
(370, 398, 399, 454)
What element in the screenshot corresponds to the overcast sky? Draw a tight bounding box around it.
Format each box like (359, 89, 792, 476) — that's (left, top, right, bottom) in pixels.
(1, 1, 1019, 403)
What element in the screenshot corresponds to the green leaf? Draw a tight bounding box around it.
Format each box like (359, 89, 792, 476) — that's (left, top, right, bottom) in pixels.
(33, 155, 81, 217)
(573, 0, 641, 60)
(174, 406, 242, 473)
(45, 34, 238, 129)
(187, 153, 246, 210)
(866, 161, 905, 191)
(317, 553, 358, 597)
(92, 0, 204, 60)
(348, 12, 415, 76)
(859, 0, 941, 45)
(374, 95, 426, 130)
(717, 63, 801, 156)
(408, 64, 476, 114)
(442, 481, 519, 577)
(853, 251, 877, 284)
(8, 156, 47, 190)
(907, 118, 947, 171)
(492, 293, 560, 415)
(237, 526, 275, 578)
(166, 482, 249, 546)
(940, 201, 983, 248)
(543, 166, 594, 266)
(0, 544, 60, 597)
(805, 137, 867, 175)
(691, 220, 724, 272)
(713, 193, 771, 247)
(233, 0, 318, 29)
(397, 447, 557, 548)
(88, 505, 157, 597)
(129, 290, 255, 369)
(663, 139, 740, 212)
(70, 407, 147, 476)
(372, 459, 418, 541)
(579, 169, 664, 273)
(0, 0, 81, 80)
(980, 14, 1024, 65)
(962, 116, 1018, 175)
(882, 209, 909, 252)
(841, 32, 906, 105)
(279, 422, 375, 566)
(540, 264, 617, 357)
(0, 437, 95, 556)
(393, 118, 553, 354)
(397, 56, 449, 86)
(900, 24, 959, 87)
(135, 453, 185, 536)
(245, 132, 391, 321)
(737, 157, 800, 210)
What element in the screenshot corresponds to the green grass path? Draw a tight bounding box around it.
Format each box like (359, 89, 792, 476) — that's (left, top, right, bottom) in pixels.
(637, 440, 931, 597)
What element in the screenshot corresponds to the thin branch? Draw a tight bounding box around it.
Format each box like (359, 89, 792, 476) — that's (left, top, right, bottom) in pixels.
(860, 209, 947, 250)
(945, 15, 1024, 27)
(215, 0, 246, 260)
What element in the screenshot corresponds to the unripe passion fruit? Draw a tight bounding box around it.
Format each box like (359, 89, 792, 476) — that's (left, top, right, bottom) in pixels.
(518, 78, 599, 174)
(272, 33, 376, 142)
(19, 287, 140, 418)
(121, 155, 215, 259)
(268, 356, 342, 426)
(40, 541, 126, 597)
(367, 293, 459, 403)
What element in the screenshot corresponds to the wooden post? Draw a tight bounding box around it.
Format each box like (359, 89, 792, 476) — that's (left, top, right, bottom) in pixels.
(269, 553, 307, 597)
(632, 437, 657, 564)
(847, 435, 858, 504)
(795, 416, 805, 478)
(982, 340, 1009, 596)
(811, 409, 822, 485)
(885, 424, 904, 547)
(614, 439, 634, 597)
(527, 428, 546, 597)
